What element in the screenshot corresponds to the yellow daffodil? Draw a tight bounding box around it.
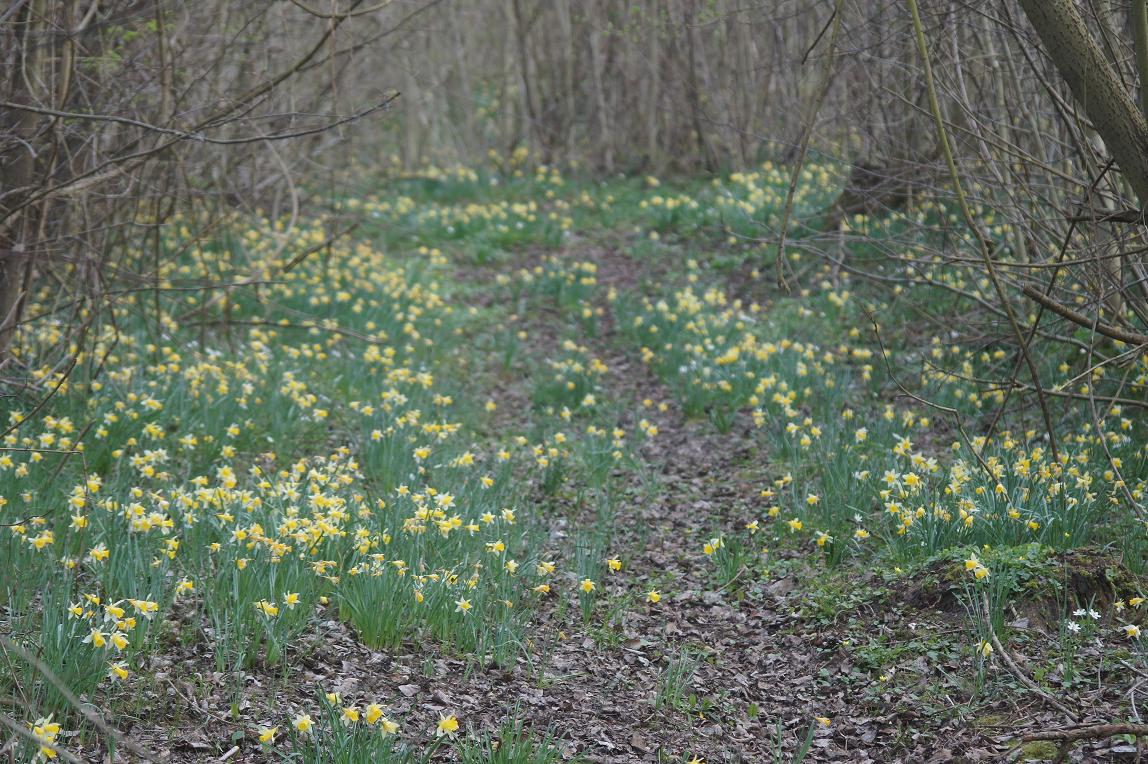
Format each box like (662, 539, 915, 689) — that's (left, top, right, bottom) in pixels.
(436, 714, 460, 738)
(293, 714, 314, 734)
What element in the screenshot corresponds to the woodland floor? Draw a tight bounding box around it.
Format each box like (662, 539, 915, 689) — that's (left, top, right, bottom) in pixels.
(115, 239, 1145, 764)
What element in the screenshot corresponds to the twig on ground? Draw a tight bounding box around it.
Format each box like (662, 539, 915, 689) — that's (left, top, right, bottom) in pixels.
(979, 595, 1078, 723)
(1020, 723, 1148, 743)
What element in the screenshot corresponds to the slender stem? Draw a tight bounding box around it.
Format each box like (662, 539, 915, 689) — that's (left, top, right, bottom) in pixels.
(905, 0, 1061, 463)
(775, 0, 843, 293)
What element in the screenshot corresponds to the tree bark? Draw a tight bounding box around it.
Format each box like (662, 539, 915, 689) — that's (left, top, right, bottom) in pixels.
(1016, 0, 1148, 206)
(0, 0, 50, 362)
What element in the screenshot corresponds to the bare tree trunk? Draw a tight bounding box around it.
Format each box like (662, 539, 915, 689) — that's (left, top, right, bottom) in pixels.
(557, 0, 577, 159)
(509, 0, 540, 158)
(0, 0, 49, 362)
(1016, 0, 1148, 206)
(587, 0, 613, 172)
(645, 7, 661, 165)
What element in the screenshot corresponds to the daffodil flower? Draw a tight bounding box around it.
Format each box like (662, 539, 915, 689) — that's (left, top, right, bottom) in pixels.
(436, 713, 459, 738)
(293, 714, 313, 735)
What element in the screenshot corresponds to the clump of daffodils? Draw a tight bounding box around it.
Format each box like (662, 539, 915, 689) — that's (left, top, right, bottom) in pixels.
(964, 554, 989, 580)
(29, 717, 63, 761)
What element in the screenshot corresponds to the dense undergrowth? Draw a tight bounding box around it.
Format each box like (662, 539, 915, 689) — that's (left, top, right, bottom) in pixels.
(3, 156, 1146, 762)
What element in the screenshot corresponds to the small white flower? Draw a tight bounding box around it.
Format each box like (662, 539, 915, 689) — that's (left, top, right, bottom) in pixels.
(1088, 609, 1101, 620)
(1066, 621, 1081, 633)
(1073, 608, 1087, 617)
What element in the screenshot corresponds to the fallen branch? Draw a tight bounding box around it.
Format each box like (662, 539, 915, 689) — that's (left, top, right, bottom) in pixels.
(1021, 723, 1148, 743)
(983, 595, 1079, 723)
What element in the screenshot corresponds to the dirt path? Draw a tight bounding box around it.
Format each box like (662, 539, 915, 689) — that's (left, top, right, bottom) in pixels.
(426, 241, 1003, 762)
(137, 241, 1114, 763)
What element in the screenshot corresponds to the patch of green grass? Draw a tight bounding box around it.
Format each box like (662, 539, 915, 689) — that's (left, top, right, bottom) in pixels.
(654, 646, 699, 713)
(458, 717, 568, 764)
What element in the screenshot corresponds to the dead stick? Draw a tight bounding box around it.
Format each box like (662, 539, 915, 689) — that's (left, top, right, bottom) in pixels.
(1021, 724, 1148, 743)
(983, 595, 1079, 723)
